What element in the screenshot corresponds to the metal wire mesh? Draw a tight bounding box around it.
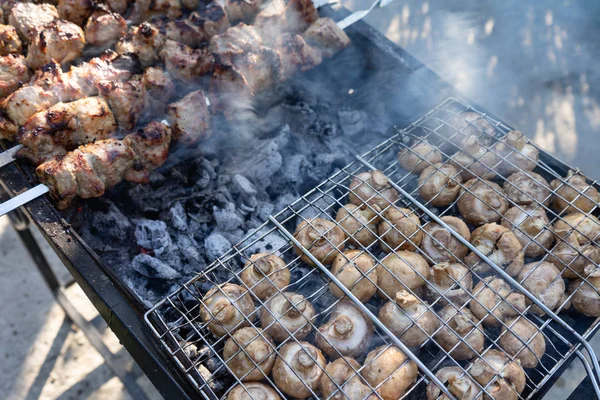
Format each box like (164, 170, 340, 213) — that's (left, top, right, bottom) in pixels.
(145, 97, 600, 400)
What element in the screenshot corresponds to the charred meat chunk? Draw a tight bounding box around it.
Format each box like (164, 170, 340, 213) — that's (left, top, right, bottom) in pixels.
(0, 24, 22, 55)
(116, 22, 165, 68)
(190, 4, 230, 38)
(57, 0, 93, 26)
(0, 54, 30, 99)
(219, 0, 261, 23)
(98, 78, 147, 131)
(132, 0, 182, 22)
(84, 10, 127, 50)
(286, 0, 319, 32)
(254, 0, 287, 40)
(208, 23, 263, 63)
(142, 67, 175, 113)
(161, 39, 213, 82)
(123, 121, 172, 182)
(26, 19, 86, 69)
(167, 90, 212, 143)
(9, 2, 59, 42)
(166, 18, 208, 48)
(304, 17, 351, 58)
(276, 33, 322, 79)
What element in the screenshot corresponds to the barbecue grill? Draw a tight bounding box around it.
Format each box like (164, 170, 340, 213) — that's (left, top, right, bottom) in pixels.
(1, 2, 599, 400)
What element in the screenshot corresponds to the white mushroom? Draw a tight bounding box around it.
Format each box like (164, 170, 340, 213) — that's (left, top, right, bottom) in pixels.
(398, 140, 442, 173)
(450, 135, 499, 180)
(260, 292, 315, 342)
(551, 170, 600, 214)
(272, 342, 326, 399)
(240, 253, 290, 300)
(200, 284, 256, 337)
(517, 261, 565, 315)
(457, 179, 509, 226)
(348, 170, 399, 210)
(335, 203, 380, 247)
(501, 206, 554, 258)
(418, 163, 463, 206)
(464, 223, 525, 276)
(503, 171, 551, 206)
(227, 383, 282, 400)
(469, 349, 526, 400)
(330, 250, 378, 302)
(498, 317, 546, 368)
(361, 345, 418, 400)
(320, 357, 377, 400)
(316, 300, 373, 358)
(423, 262, 473, 307)
(447, 111, 495, 146)
(435, 305, 485, 360)
(551, 213, 600, 277)
(377, 251, 430, 299)
(421, 216, 471, 264)
(426, 367, 481, 400)
(378, 290, 439, 347)
(223, 327, 275, 381)
(571, 265, 600, 317)
(293, 218, 345, 266)
(494, 130, 539, 175)
(469, 277, 527, 327)
(378, 207, 423, 252)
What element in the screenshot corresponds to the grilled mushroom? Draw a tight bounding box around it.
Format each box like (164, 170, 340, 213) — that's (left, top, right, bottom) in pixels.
(293, 218, 345, 266)
(571, 265, 600, 317)
(200, 284, 256, 337)
(330, 250, 378, 302)
(450, 135, 499, 180)
(227, 383, 282, 400)
(435, 305, 485, 360)
(447, 111, 495, 145)
(320, 357, 377, 400)
(316, 300, 373, 358)
(503, 171, 551, 206)
(378, 208, 423, 252)
(418, 163, 463, 206)
(377, 251, 430, 299)
(223, 327, 275, 381)
(517, 261, 565, 315)
(424, 262, 473, 307)
(470, 349, 526, 400)
(379, 290, 439, 347)
(421, 216, 471, 264)
(494, 130, 539, 175)
(499, 317, 546, 368)
(469, 277, 527, 327)
(335, 203, 380, 247)
(260, 292, 315, 342)
(397, 140, 442, 173)
(501, 206, 554, 258)
(240, 253, 290, 300)
(348, 170, 399, 210)
(361, 345, 418, 400)
(272, 341, 326, 399)
(457, 179, 509, 226)
(464, 223, 525, 276)
(551, 170, 600, 214)
(426, 367, 481, 400)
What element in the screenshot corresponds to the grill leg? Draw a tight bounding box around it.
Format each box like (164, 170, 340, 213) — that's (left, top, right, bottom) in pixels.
(7, 207, 150, 400)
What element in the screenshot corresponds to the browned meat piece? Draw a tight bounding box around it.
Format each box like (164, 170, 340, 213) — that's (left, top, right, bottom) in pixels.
(276, 33, 322, 79)
(304, 17, 351, 58)
(167, 90, 212, 143)
(181, 0, 200, 10)
(208, 23, 262, 63)
(116, 22, 165, 68)
(142, 67, 175, 113)
(0, 24, 22, 55)
(286, 0, 318, 32)
(0, 54, 30, 99)
(84, 10, 127, 49)
(161, 39, 213, 82)
(98, 78, 147, 131)
(9, 3, 59, 42)
(132, 0, 182, 22)
(254, 0, 287, 40)
(57, 0, 93, 26)
(18, 96, 118, 164)
(68, 53, 137, 96)
(123, 121, 172, 182)
(218, 0, 261, 23)
(107, 0, 131, 15)
(26, 19, 85, 69)
(233, 46, 282, 93)
(209, 62, 252, 116)
(192, 4, 230, 37)
(166, 18, 208, 48)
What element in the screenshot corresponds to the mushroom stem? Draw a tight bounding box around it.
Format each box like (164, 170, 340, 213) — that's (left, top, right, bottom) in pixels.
(371, 171, 388, 188)
(432, 263, 455, 287)
(453, 314, 472, 334)
(213, 300, 235, 323)
(506, 130, 526, 150)
(395, 290, 420, 309)
(254, 258, 273, 275)
(297, 348, 317, 369)
(448, 376, 471, 399)
(283, 295, 306, 318)
(432, 229, 452, 249)
(333, 315, 354, 337)
(463, 135, 479, 154)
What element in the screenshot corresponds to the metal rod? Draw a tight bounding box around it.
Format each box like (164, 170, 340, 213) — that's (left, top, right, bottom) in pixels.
(0, 144, 22, 168)
(337, 0, 397, 29)
(0, 184, 49, 217)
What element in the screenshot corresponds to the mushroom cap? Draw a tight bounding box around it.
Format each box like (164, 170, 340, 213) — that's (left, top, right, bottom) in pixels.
(335, 204, 380, 247)
(499, 316, 546, 368)
(227, 383, 282, 400)
(469, 277, 526, 327)
(330, 250, 378, 302)
(378, 290, 440, 347)
(316, 300, 373, 358)
(464, 223, 524, 276)
(423, 262, 473, 307)
(272, 341, 326, 399)
(361, 345, 418, 400)
(447, 111, 495, 146)
(320, 357, 378, 400)
(570, 265, 600, 317)
(450, 135, 499, 180)
(553, 212, 600, 245)
(421, 216, 471, 264)
(517, 261, 565, 315)
(503, 171, 551, 206)
(200, 283, 256, 337)
(495, 130, 539, 175)
(470, 349, 526, 399)
(398, 140, 442, 173)
(240, 253, 290, 300)
(378, 208, 423, 252)
(418, 163, 463, 206)
(348, 170, 399, 210)
(260, 292, 315, 342)
(435, 305, 485, 360)
(223, 327, 276, 381)
(551, 171, 600, 214)
(377, 251, 430, 298)
(293, 218, 345, 266)
(547, 236, 600, 279)
(426, 367, 481, 400)
(501, 206, 554, 258)
(457, 179, 509, 226)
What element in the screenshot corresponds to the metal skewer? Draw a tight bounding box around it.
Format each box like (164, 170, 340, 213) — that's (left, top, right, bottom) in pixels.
(0, 144, 23, 168)
(0, 184, 49, 216)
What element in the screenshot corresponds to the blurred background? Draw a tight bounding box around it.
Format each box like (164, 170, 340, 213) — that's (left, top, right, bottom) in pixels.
(2, 0, 600, 398)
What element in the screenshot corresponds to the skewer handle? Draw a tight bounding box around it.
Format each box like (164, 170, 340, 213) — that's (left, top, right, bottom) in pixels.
(0, 184, 49, 217)
(0, 144, 23, 168)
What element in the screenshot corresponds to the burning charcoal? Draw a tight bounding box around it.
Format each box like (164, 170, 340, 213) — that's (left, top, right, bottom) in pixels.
(135, 219, 173, 256)
(256, 201, 274, 221)
(274, 193, 296, 212)
(213, 202, 243, 231)
(339, 110, 367, 137)
(245, 227, 288, 255)
(178, 235, 204, 269)
(227, 139, 283, 188)
(232, 174, 257, 197)
(132, 253, 182, 280)
(216, 229, 245, 245)
(170, 202, 188, 231)
(282, 154, 310, 185)
(89, 200, 133, 242)
(238, 197, 257, 215)
(204, 233, 232, 262)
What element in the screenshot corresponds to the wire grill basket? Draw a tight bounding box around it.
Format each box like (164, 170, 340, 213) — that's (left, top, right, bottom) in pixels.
(145, 97, 600, 400)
